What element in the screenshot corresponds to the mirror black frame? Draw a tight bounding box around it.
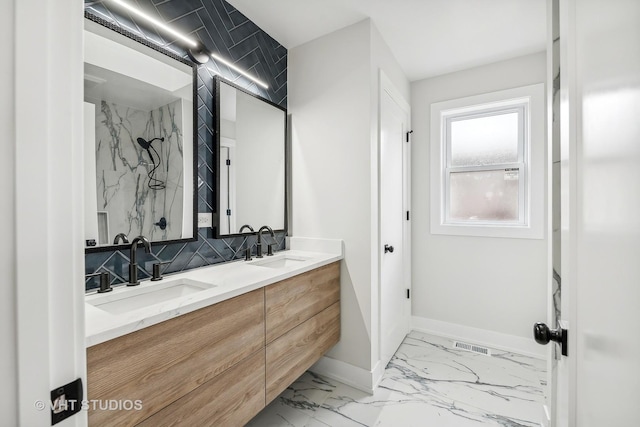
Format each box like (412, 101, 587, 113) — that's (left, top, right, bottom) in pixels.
(213, 75, 288, 238)
(84, 12, 199, 253)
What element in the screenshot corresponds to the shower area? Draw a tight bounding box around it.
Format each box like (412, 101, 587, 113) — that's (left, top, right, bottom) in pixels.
(82, 21, 192, 248)
(87, 97, 186, 245)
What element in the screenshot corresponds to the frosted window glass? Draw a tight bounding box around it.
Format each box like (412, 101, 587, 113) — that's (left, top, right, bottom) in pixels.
(449, 169, 519, 221)
(450, 112, 519, 166)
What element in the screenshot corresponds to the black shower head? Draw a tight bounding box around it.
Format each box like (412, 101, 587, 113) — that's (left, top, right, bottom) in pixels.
(136, 137, 165, 149)
(137, 136, 167, 191)
(136, 137, 150, 149)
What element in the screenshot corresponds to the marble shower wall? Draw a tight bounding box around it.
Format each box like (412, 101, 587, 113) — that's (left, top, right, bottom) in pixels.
(95, 99, 184, 243)
(84, 0, 287, 291)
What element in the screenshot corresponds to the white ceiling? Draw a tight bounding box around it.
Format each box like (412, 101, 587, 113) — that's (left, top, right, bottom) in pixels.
(226, 0, 547, 81)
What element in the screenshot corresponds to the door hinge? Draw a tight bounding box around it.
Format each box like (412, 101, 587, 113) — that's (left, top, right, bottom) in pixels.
(406, 289, 410, 299)
(406, 130, 413, 142)
(406, 211, 410, 221)
(226, 159, 231, 166)
(226, 209, 231, 216)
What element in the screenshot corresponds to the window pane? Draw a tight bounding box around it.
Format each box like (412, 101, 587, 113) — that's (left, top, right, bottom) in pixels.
(450, 112, 519, 166)
(449, 169, 519, 222)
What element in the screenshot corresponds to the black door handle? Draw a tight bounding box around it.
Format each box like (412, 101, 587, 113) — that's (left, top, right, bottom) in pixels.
(384, 244, 394, 253)
(533, 322, 568, 356)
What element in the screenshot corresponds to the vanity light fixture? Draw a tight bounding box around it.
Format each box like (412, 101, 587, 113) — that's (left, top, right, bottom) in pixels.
(107, 0, 209, 64)
(210, 52, 269, 89)
(104, 0, 268, 85)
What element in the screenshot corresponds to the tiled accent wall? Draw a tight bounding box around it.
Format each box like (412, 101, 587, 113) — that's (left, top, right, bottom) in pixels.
(84, 0, 286, 105)
(84, 0, 287, 291)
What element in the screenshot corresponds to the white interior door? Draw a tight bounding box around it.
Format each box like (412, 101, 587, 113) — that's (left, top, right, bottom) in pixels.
(380, 73, 411, 367)
(539, 2, 568, 425)
(14, 1, 87, 425)
(570, 0, 640, 425)
(547, 1, 640, 425)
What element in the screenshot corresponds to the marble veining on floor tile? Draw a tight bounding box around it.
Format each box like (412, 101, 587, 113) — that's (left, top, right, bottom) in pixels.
(247, 331, 546, 427)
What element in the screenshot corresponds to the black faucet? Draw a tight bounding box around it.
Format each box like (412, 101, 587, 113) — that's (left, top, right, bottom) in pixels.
(256, 225, 275, 258)
(85, 271, 112, 293)
(239, 224, 255, 261)
(239, 224, 254, 233)
(113, 232, 129, 244)
(128, 235, 151, 286)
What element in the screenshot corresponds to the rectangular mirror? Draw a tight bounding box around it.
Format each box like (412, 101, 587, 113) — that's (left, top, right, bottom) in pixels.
(214, 76, 287, 237)
(83, 16, 197, 251)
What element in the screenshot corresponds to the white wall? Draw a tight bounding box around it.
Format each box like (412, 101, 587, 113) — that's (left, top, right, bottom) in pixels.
(0, 0, 17, 424)
(411, 52, 548, 345)
(290, 19, 409, 381)
(371, 26, 410, 102)
(290, 19, 373, 371)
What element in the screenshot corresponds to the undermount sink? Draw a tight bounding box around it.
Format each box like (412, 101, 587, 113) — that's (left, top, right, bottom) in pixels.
(249, 253, 311, 269)
(87, 278, 217, 315)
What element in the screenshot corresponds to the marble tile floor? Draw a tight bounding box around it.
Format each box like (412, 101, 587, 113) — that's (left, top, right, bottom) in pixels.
(247, 331, 546, 427)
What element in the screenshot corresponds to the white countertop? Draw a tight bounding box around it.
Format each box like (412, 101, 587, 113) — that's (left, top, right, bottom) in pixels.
(85, 238, 343, 347)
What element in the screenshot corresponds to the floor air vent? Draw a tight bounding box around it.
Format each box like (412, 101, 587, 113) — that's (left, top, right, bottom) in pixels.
(453, 341, 491, 356)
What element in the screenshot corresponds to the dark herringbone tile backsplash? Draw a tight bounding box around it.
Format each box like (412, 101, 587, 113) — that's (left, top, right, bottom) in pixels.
(84, 0, 287, 291)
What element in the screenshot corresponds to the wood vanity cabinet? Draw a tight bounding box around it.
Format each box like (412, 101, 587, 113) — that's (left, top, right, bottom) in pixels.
(265, 262, 341, 403)
(137, 350, 265, 427)
(87, 289, 265, 427)
(87, 261, 340, 426)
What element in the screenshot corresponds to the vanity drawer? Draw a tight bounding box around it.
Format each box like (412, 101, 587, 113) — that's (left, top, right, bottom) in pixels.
(87, 288, 265, 427)
(265, 261, 340, 343)
(137, 350, 265, 427)
(266, 301, 340, 403)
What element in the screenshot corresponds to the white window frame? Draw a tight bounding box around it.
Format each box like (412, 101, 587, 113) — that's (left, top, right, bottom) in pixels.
(430, 84, 545, 239)
(444, 105, 527, 227)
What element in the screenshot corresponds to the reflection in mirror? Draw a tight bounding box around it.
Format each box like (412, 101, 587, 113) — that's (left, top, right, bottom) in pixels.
(83, 18, 196, 250)
(215, 77, 287, 237)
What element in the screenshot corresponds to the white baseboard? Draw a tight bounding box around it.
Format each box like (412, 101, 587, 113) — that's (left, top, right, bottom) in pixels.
(309, 356, 380, 394)
(372, 359, 385, 390)
(411, 316, 546, 359)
